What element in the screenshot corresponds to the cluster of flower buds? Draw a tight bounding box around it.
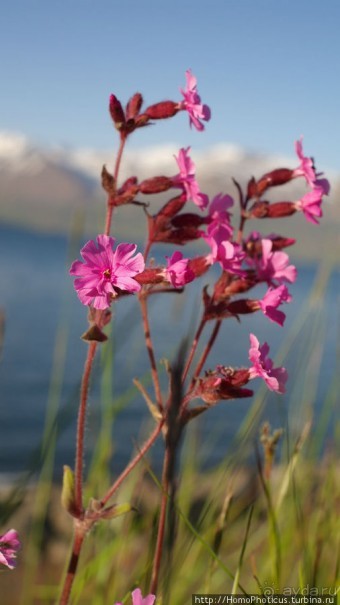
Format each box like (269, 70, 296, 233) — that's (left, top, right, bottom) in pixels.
(247, 137, 330, 224)
(109, 69, 210, 139)
(70, 70, 330, 402)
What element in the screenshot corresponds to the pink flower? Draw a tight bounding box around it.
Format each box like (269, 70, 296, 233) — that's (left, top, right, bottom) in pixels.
(0, 529, 20, 569)
(294, 179, 330, 225)
(114, 588, 156, 605)
(131, 589, 156, 605)
(164, 251, 195, 288)
(293, 137, 317, 186)
(70, 235, 145, 309)
(173, 147, 209, 210)
(258, 284, 292, 326)
(206, 193, 234, 240)
(180, 69, 211, 131)
(204, 234, 246, 276)
(248, 334, 288, 393)
(253, 239, 297, 285)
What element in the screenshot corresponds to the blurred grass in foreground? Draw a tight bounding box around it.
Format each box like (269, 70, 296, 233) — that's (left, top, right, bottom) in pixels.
(0, 258, 339, 605)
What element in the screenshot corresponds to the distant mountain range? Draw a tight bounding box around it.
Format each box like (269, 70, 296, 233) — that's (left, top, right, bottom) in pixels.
(0, 131, 339, 261)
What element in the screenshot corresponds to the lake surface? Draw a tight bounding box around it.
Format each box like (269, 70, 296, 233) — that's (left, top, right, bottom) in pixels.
(0, 224, 339, 479)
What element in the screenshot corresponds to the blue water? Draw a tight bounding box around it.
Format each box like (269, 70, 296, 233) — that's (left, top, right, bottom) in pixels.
(0, 224, 339, 478)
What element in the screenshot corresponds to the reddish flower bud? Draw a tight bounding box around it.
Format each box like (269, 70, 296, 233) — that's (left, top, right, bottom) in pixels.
(269, 235, 296, 250)
(265, 202, 297, 218)
(255, 168, 294, 195)
(109, 94, 126, 129)
(134, 268, 164, 285)
(126, 92, 143, 120)
(139, 176, 173, 194)
(151, 194, 186, 231)
(110, 185, 139, 207)
(118, 176, 139, 195)
(245, 233, 295, 256)
(222, 275, 257, 297)
(188, 255, 211, 278)
(144, 101, 179, 120)
(171, 213, 207, 228)
(249, 201, 296, 219)
(249, 201, 270, 218)
(226, 299, 259, 315)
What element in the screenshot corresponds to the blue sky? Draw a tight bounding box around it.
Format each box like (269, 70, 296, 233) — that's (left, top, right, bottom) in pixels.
(1, 0, 339, 171)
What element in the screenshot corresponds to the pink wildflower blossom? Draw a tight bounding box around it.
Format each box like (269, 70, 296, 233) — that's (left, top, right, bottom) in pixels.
(293, 137, 317, 186)
(206, 193, 234, 240)
(204, 234, 246, 276)
(173, 147, 209, 210)
(165, 250, 195, 288)
(0, 529, 20, 569)
(115, 588, 156, 605)
(180, 69, 211, 131)
(294, 179, 330, 225)
(258, 284, 292, 326)
(70, 235, 145, 309)
(253, 239, 297, 285)
(248, 334, 288, 393)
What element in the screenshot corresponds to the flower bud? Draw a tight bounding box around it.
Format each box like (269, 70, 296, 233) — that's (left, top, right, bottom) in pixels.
(109, 94, 126, 130)
(145, 101, 179, 120)
(266, 202, 296, 218)
(153, 194, 187, 227)
(134, 268, 164, 285)
(61, 466, 78, 517)
(188, 255, 211, 278)
(100, 502, 134, 520)
(139, 176, 173, 194)
(118, 176, 139, 194)
(255, 168, 294, 195)
(171, 213, 207, 228)
(269, 235, 296, 250)
(222, 276, 257, 296)
(126, 92, 143, 120)
(226, 299, 259, 315)
(249, 201, 296, 219)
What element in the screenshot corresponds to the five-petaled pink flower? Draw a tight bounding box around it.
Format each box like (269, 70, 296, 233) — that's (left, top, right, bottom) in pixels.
(258, 284, 292, 326)
(164, 251, 195, 288)
(70, 235, 145, 309)
(115, 588, 156, 605)
(180, 69, 211, 131)
(248, 334, 288, 393)
(294, 179, 330, 225)
(252, 239, 297, 285)
(173, 147, 209, 210)
(0, 529, 20, 569)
